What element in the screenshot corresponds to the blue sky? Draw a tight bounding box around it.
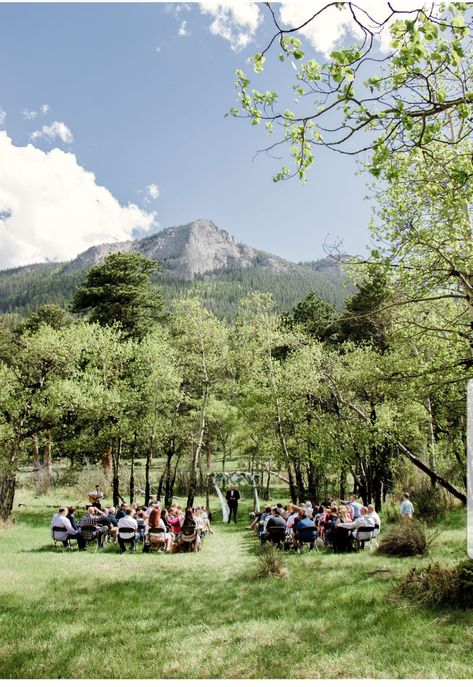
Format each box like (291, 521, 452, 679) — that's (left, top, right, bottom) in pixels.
(0, 2, 386, 268)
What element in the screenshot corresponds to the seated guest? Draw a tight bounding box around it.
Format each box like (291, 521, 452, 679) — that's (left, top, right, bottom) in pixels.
(257, 505, 273, 540)
(261, 507, 287, 544)
(147, 506, 164, 530)
(294, 509, 317, 547)
(117, 508, 139, 552)
(337, 506, 375, 546)
(178, 508, 200, 550)
(167, 508, 182, 537)
(316, 508, 331, 539)
(367, 504, 381, 532)
(88, 484, 104, 509)
(102, 507, 118, 543)
(116, 503, 128, 520)
(67, 506, 80, 531)
(304, 501, 314, 518)
(51, 507, 83, 548)
(147, 507, 172, 552)
(135, 510, 146, 541)
(182, 507, 197, 529)
(79, 506, 110, 548)
(194, 507, 208, 539)
(324, 506, 339, 544)
(320, 495, 333, 508)
(198, 505, 214, 534)
(145, 501, 160, 517)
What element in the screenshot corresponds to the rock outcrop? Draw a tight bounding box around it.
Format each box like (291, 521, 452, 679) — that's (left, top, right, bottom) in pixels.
(66, 219, 293, 281)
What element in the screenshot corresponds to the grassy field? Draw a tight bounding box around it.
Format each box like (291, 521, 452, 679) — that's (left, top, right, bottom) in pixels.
(0, 493, 472, 679)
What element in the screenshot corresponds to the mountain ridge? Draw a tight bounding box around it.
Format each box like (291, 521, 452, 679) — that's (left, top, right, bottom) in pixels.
(63, 219, 296, 281)
(0, 219, 350, 319)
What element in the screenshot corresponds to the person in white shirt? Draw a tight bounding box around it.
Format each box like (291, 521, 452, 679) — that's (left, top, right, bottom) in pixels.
(367, 504, 381, 531)
(117, 508, 139, 552)
(51, 507, 83, 548)
(400, 493, 414, 522)
(338, 506, 375, 545)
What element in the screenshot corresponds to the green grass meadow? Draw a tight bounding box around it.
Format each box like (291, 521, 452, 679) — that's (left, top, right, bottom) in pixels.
(0, 495, 472, 679)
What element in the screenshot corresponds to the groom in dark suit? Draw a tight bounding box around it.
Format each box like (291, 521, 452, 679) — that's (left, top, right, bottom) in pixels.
(225, 485, 241, 523)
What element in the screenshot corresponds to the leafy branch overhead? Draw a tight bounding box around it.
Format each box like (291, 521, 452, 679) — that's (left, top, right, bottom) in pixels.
(231, 2, 473, 181)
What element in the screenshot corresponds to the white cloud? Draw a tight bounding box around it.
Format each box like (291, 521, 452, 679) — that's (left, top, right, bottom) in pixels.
(278, 1, 429, 57)
(0, 132, 156, 269)
(23, 104, 50, 120)
(30, 120, 74, 144)
(146, 184, 160, 200)
(199, 2, 263, 51)
(23, 108, 39, 120)
(0, 107, 5, 128)
(178, 20, 190, 37)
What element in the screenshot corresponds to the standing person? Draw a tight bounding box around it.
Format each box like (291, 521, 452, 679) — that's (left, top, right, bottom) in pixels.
(400, 493, 414, 522)
(225, 484, 241, 523)
(347, 494, 362, 520)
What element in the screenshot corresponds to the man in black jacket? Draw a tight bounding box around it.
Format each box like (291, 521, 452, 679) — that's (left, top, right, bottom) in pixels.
(225, 485, 240, 523)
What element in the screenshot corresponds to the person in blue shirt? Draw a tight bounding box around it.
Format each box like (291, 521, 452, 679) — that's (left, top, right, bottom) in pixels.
(400, 493, 414, 522)
(294, 509, 317, 549)
(347, 495, 362, 520)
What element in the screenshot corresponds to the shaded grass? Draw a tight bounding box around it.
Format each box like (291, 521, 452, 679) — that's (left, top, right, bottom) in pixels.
(0, 505, 472, 678)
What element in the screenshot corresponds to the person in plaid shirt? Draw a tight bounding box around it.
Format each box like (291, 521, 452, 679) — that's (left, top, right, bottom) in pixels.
(79, 507, 110, 548)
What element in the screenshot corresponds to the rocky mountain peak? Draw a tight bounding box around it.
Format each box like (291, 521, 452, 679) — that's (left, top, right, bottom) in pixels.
(66, 219, 292, 281)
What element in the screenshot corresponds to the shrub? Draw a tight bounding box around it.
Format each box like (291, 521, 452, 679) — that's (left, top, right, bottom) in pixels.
(414, 486, 444, 523)
(377, 521, 437, 557)
(254, 543, 288, 579)
(399, 559, 473, 608)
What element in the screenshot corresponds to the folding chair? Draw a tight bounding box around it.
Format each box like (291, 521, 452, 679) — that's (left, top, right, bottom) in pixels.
(145, 526, 167, 553)
(80, 525, 100, 550)
(118, 526, 138, 552)
(266, 525, 287, 549)
(295, 525, 318, 553)
(179, 525, 200, 552)
(51, 526, 71, 549)
(353, 525, 375, 550)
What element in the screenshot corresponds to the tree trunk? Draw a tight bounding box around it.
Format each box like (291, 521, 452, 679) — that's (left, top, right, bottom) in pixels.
(339, 465, 347, 501)
(157, 465, 166, 502)
(170, 453, 181, 503)
(164, 443, 175, 507)
(205, 443, 211, 512)
(101, 441, 113, 477)
(112, 437, 122, 507)
(43, 432, 53, 478)
(263, 469, 271, 501)
(187, 382, 209, 509)
(0, 474, 16, 521)
(145, 443, 153, 506)
(129, 435, 137, 505)
(426, 396, 437, 489)
(294, 458, 306, 502)
(0, 440, 20, 521)
(32, 435, 41, 471)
